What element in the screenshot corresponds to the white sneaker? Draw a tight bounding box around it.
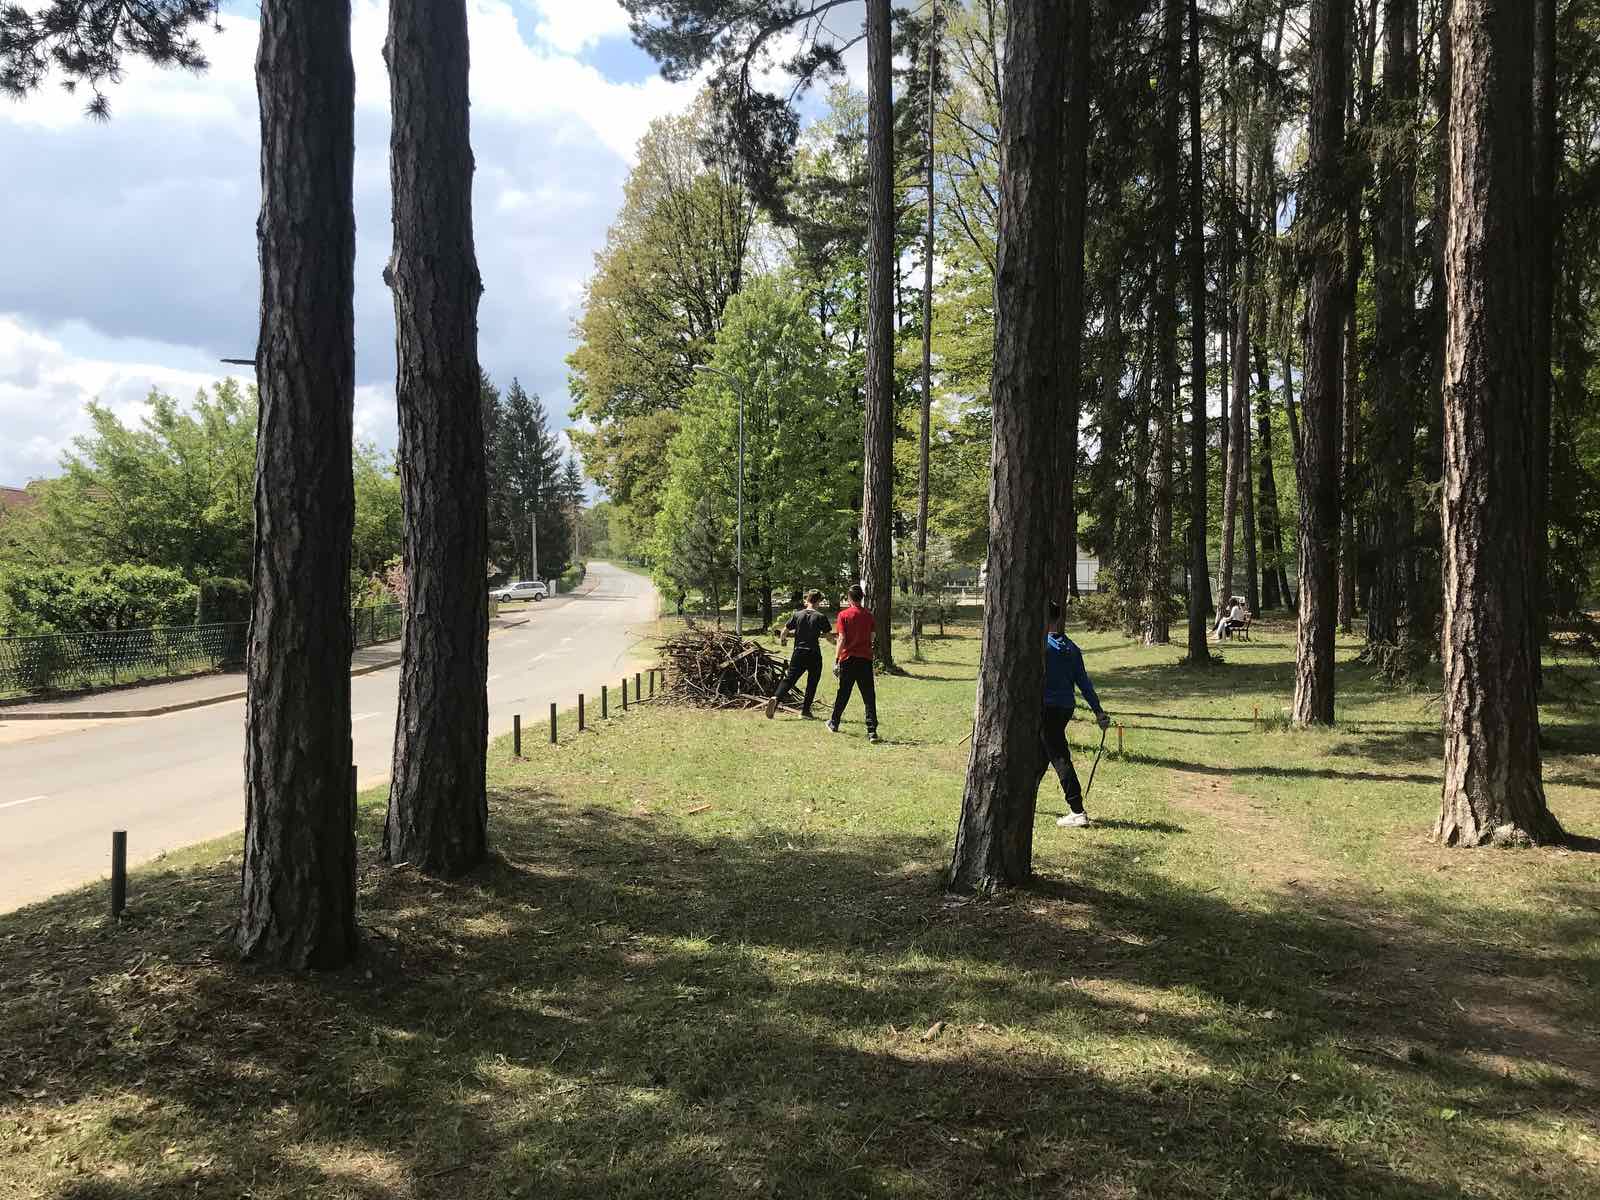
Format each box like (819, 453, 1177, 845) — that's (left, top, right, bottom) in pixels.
(1056, 812, 1091, 828)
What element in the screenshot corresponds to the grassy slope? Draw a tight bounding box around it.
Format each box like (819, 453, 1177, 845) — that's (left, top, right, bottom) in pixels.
(1, 619, 1597, 1199)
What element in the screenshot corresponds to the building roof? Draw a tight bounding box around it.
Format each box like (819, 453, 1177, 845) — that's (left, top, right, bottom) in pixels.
(0, 485, 40, 513)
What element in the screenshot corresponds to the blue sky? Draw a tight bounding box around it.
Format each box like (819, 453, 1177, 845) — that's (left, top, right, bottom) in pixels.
(0, 1, 699, 487)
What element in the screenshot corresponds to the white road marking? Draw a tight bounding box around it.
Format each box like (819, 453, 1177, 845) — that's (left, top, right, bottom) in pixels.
(352, 712, 382, 723)
(1, 795, 47, 811)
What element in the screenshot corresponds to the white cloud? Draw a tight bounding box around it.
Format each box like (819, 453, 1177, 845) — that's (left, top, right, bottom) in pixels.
(529, 0, 633, 55)
(0, 317, 236, 483)
(0, 0, 705, 487)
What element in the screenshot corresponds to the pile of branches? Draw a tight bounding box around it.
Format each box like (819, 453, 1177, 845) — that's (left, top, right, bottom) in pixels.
(657, 629, 786, 709)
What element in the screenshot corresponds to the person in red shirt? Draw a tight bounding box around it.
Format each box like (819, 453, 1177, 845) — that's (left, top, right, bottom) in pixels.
(829, 583, 879, 742)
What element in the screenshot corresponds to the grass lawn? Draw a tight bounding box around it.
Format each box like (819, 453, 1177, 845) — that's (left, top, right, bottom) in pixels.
(2, 618, 1597, 1198)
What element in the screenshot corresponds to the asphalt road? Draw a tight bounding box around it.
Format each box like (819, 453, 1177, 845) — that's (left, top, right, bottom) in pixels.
(0, 561, 658, 913)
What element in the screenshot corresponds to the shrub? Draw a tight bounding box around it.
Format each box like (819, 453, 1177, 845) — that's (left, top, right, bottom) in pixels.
(0, 564, 198, 636)
(196, 577, 251, 625)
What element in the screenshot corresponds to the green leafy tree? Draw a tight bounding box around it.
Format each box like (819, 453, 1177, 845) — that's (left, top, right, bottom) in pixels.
(652, 275, 859, 625)
(8, 382, 255, 583)
(567, 98, 755, 541)
(351, 444, 403, 578)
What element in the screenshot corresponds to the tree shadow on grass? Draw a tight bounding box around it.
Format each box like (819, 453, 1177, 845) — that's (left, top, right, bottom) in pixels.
(3, 797, 1597, 1199)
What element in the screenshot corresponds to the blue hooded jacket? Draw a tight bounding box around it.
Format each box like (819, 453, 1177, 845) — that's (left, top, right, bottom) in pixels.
(1044, 632, 1103, 717)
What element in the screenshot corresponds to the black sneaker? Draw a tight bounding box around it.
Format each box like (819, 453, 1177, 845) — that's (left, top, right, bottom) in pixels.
(868, 731, 881, 744)
(827, 722, 840, 733)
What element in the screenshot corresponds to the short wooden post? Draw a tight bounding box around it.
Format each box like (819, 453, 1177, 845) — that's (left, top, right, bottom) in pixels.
(1116, 723, 1124, 757)
(110, 831, 127, 920)
(513, 713, 522, 757)
(579, 693, 586, 731)
(621, 676, 628, 711)
(635, 671, 641, 703)
(649, 669, 655, 698)
(550, 702, 557, 744)
(602, 685, 608, 719)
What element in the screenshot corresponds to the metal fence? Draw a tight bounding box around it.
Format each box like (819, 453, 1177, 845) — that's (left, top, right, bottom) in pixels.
(0, 603, 404, 699)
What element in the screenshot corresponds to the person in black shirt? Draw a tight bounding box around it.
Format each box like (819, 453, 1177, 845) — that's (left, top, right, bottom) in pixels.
(767, 589, 834, 719)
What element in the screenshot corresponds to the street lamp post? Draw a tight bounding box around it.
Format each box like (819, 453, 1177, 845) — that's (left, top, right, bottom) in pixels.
(693, 364, 745, 639)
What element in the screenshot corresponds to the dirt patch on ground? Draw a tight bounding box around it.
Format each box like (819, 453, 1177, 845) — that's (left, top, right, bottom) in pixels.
(1163, 768, 1332, 892)
(1164, 768, 1600, 1092)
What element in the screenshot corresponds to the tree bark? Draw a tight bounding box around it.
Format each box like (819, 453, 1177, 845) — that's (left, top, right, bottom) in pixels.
(1292, 0, 1348, 727)
(1339, 263, 1359, 634)
(915, 13, 936, 648)
(948, 0, 1069, 892)
(382, 0, 489, 876)
(1183, 0, 1212, 663)
(1407, 10, 1450, 670)
(1254, 343, 1286, 610)
(1530, 0, 1557, 687)
(1051, 0, 1091, 615)
(1220, 149, 1254, 613)
(861, 0, 897, 671)
(1143, 0, 1182, 648)
(238, 0, 358, 969)
(1434, 0, 1563, 848)
(1368, 0, 1418, 658)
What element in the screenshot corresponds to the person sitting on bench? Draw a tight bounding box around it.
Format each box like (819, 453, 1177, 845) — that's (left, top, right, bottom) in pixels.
(1217, 597, 1250, 640)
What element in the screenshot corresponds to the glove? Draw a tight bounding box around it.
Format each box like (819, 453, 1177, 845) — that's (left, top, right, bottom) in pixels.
(1096, 711, 1111, 731)
(832, 663, 841, 679)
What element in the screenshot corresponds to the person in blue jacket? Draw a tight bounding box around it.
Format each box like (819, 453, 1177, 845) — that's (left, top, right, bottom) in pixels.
(1042, 600, 1110, 828)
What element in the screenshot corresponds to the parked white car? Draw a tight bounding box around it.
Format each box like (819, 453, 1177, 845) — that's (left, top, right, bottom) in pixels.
(490, 579, 548, 603)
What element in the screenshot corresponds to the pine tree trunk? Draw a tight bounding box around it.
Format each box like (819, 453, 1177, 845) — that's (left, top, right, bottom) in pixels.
(1143, 0, 1182, 648)
(1293, 0, 1348, 727)
(238, 0, 358, 969)
(1122, 321, 1155, 638)
(1242, 370, 1259, 616)
(1220, 148, 1253, 613)
(949, 0, 1069, 892)
(1254, 345, 1285, 610)
(1368, 0, 1417, 659)
(1338, 287, 1358, 633)
(1436, 0, 1562, 847)
(382, 0, 489, 876)
(861, 0, 897, 671)
(1096, 221, 1126, 583)
(1409, 13, 1450, 670)
(1052, 0, 1090, 614)
(1530, 0, 1557, 686)
(1183, 0, 1212, 663)
(915, 16, 936, 646)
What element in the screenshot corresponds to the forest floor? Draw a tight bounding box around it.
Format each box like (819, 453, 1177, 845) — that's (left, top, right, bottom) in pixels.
(2, 619, 1597, 1199)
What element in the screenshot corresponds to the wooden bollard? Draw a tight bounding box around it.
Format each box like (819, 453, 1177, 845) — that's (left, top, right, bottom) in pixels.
(602, 685, 608, 719)
(1116, 723, 1124, 757)
(110, 831, 127, 920)
(649, 669, 655, 698)
(635, 671, 642, 703)
(579, 693, 586, 731)
(550, 702, 557, 744)
(513, 713, 522, 757)
(621, 677, 628, 712)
